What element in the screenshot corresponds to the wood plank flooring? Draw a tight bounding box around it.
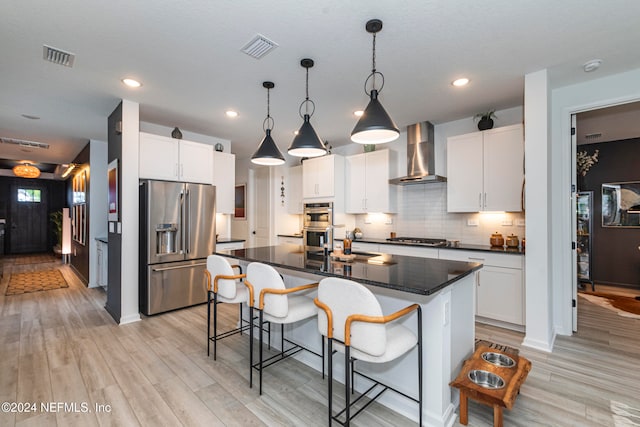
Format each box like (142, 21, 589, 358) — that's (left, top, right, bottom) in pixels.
(1, 259, 639, 426)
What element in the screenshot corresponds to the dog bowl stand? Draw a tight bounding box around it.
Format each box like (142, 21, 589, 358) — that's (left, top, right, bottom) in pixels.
(450, 345, 531, 427)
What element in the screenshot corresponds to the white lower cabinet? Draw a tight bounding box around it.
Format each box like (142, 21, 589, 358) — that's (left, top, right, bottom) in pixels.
(350, 241, 379, 254)
(216, 241, 245, 251)
(277, 236, 303, 246)
(438, 249, 524, 327)
(96, 240, 108, 288)
(378, 243, 439, 259)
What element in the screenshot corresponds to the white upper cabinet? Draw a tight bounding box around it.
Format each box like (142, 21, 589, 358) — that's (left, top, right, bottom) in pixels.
(139, 132, 213, 184)
(287, 165, 303, 214)
(212, 151, 235, 214)
(302, 154, 343, 199)
(346, 149, 396, 213)
(447, 124, 524, 212)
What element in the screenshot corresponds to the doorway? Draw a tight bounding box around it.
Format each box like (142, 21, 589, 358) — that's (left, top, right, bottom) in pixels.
(9, 182, 49, 254)
(571, 101, 640, 331)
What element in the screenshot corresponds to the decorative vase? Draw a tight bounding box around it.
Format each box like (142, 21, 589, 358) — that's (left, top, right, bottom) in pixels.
(215, 143, 224, 152)
(171, 127, 183, 139)
(477, 117, 494, 131)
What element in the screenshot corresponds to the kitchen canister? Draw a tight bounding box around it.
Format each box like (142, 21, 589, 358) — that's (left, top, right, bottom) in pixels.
(490, 232, 504, 247)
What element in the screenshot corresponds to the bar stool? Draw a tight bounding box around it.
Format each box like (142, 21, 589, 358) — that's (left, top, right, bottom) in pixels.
(205, 255, 250, 359)
(244, 262, 323, 394)
(314, 277, 423, 426)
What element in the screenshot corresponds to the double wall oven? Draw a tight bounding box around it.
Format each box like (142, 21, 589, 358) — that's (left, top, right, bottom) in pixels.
(303, 202, 333, 252)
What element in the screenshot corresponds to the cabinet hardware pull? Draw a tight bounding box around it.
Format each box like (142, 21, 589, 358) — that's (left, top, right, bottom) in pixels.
(483, 192, 487, 208)
(479, 193, 482, 209)
(152, 262, 206, 272)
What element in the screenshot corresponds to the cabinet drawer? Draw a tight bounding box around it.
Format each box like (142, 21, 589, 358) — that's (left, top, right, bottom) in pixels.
(438, 249, 522, 269)
(278, 237, 303, 246)
(379, 244, 439, 259)
(351, 242, 379, 253)
(216, 242, 244, 251)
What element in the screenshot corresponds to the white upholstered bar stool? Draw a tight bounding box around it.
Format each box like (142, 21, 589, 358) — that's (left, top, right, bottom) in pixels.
(205, 255, 250, 359)
(244, 262, 324, 395)
(314, 277, 423, 426)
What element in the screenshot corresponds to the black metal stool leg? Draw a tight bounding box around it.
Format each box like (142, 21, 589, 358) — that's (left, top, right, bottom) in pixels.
(345, 346, 351, 426)
(328, 337, 333, 426)
(213, 292, 218, 359)
(280, 324, 284, 356)
(207, 291, 211, 356)
(418, 306, 423, 427)
(249, 306, 254, 388)
(259, 310, 264, 395)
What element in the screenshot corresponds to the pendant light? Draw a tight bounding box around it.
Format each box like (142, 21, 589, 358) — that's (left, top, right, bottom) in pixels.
(13, 162, 41, 178)
(351, 19, 399, 144)
(251, 81, 285, 166)
(288, 58, 326, 157)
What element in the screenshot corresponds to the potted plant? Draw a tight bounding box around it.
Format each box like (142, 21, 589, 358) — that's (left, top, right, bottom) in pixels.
(474, 110, 497, 131)
(49, 211, 63, 254)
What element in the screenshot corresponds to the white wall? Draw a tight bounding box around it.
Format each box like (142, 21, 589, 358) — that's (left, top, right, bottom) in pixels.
(88, 139, 107, 288)
(120, 99, 141, 325)
(550, 67, 640, 336)
(522, 69, 554, 352)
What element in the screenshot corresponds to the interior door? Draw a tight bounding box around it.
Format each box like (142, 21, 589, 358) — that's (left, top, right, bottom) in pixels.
(9, 183, 48, 254)
(252, 167, 271, 247)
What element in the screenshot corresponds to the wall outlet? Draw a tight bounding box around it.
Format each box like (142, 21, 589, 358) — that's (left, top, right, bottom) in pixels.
(467, 219, 479, 226)
(385, 216, 393, 225)
(501, 219, 513, 226)
(516, 219, 526, 226)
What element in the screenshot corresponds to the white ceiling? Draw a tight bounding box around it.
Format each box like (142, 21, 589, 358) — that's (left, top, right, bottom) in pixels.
(1, 0, 640, 167)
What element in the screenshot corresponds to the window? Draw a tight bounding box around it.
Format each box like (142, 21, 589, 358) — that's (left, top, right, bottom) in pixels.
(17, 188, 41, 202)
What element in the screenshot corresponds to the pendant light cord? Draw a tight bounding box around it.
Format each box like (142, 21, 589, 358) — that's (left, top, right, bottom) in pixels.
(264, 86, 274, 132)
(364, 31, 384, 95)
(305, 66, 309, 114)
(371, 32, 377, 90)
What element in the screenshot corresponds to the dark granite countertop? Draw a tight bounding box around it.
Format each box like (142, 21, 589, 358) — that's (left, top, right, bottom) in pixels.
(216, 238, 246, 244)
(337, 237, 524, 255)
(217, 244, 482, 296)
(277, 234, 303, 238)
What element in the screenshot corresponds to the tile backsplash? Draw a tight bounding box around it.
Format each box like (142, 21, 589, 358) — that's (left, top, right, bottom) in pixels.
(354, 183, 526, 246)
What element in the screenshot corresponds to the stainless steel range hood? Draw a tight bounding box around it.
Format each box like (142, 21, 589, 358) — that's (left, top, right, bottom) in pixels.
(389, 121, 446, 185)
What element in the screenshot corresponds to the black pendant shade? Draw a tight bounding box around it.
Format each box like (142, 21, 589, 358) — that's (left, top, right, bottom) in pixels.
(251, 129, 285, 166)
(351, 89, 399, 144)
(288, 58, 326, 158)
(251, 81, 285, 166)
(289, 114, 326, 157)
(350, 19, 399, 145)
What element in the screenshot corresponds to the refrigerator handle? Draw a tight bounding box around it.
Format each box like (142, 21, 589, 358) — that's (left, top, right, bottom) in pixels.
(180, 190, 185, 254)
(185, 188, 191, 254)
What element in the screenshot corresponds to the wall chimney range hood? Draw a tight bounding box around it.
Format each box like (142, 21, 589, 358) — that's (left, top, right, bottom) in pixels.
(389, 121, 446, 185)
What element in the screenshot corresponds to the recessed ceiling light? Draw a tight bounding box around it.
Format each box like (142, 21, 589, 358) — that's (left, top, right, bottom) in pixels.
(21, 114, 41, 120)
(583, 59, 602, 73)
(225, 110, 239, 118)
(353, 110, 364, 117)
(452, 78, 470, 87)
(121, 78, 142, 88)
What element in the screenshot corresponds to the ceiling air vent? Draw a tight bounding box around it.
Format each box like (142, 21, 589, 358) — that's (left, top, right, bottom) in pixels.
(584, 132, 602, 140)
(241, 34, 278, 59)
(0, 137, 50, 150)
(43, 45, 75, 67)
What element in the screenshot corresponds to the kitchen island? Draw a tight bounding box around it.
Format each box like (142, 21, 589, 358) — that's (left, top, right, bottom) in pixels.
(218, 244, 482, 427)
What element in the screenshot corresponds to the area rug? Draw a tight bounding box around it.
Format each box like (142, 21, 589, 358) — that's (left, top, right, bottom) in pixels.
(12, 253, 60, 265)
(579, 291, 640, 319)
(5, 269, 68, 295)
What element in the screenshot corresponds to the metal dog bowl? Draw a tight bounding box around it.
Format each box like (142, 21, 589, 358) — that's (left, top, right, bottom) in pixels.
(481, 351, 516, 368)
(467, 370, 505, 389)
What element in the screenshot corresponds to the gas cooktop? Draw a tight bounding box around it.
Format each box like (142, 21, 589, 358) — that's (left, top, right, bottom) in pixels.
(385, 237, 447, 247)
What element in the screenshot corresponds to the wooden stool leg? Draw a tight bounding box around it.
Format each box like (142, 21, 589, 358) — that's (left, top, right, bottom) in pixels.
(493, 405, 503, 427)
(459, 390, 469, 425)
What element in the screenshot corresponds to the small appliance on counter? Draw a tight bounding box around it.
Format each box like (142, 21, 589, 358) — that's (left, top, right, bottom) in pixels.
(490, 232, 504, 247)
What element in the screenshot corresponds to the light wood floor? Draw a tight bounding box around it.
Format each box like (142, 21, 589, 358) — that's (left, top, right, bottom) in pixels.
(1, 259, 639, 426)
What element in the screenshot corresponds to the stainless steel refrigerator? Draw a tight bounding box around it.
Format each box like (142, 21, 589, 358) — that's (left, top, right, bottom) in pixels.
(139, 180, 215, 315)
